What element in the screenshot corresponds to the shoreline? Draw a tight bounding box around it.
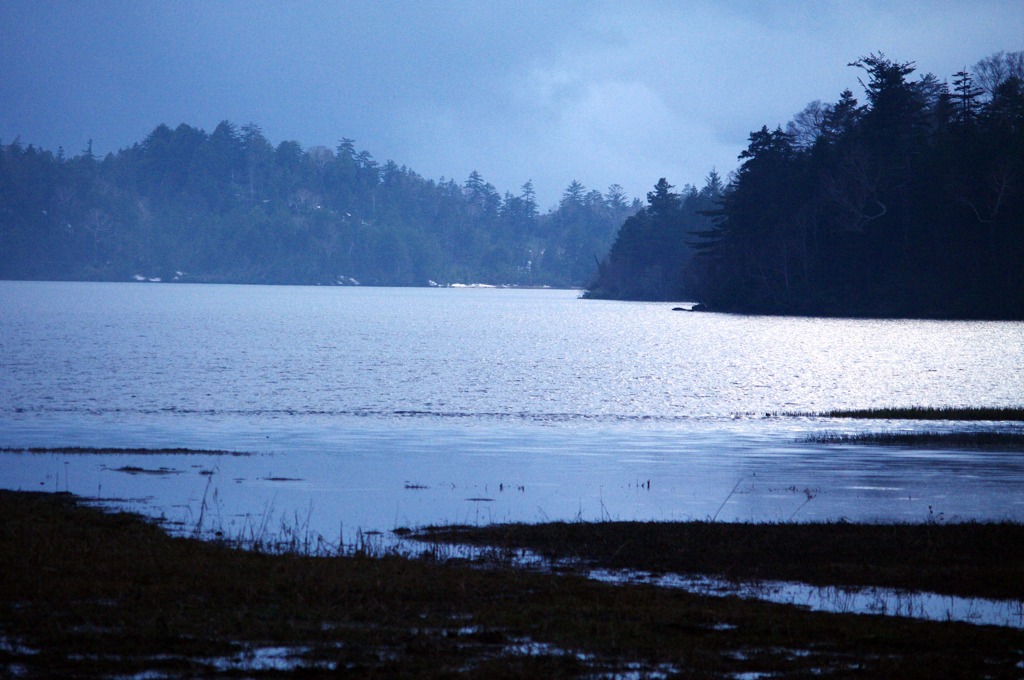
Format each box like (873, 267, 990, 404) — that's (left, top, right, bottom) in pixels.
(3, 490, 1023, 677)
(415, 519, 1024, 601)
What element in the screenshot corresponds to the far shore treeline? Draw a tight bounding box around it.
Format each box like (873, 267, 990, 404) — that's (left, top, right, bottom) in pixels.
(0, 129, 638, 288)
(2, 51, 1022, 319)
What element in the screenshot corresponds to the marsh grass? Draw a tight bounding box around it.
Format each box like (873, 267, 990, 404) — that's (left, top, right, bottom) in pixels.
(417, 520, 1024, 601)
(4, 490, 1024, 678)
(0, 446, 252, 455)
(787, 406, 1024, 451)
(804, 406, 1024, 421)
(805, 431, 1024, 450)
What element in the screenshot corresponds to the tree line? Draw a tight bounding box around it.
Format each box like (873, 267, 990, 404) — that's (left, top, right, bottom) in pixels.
(589, 51, 1024, 319)
(584, 174, 722, 301)
(0, 123, 638, 287)
(5, 50, 1021, 318)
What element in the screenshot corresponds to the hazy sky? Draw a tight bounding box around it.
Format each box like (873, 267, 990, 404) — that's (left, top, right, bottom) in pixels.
(2, 1, 1021, 207)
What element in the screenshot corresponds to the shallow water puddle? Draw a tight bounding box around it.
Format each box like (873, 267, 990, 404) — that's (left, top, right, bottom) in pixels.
(491, 635, 681, 678)
(112, 645, 340, 678)
(587, 567, 1024, 629)
(433, 543, 1024, 630)
(207, 644, 338, 673)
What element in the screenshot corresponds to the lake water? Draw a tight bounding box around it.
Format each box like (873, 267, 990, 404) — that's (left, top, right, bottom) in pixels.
(1, 281, 1023, 539)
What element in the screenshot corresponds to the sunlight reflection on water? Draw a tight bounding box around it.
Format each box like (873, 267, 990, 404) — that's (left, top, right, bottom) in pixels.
(1, 282, 1022, 535)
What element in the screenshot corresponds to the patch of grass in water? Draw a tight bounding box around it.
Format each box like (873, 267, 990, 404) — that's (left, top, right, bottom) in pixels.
(805, 431, 1024, 450)
(3, 490, 1024, 678)
(418, 520, 1024, 601)
(805, 406, 1024, 421)
(0, 446, 253, 455)
(109, 465, 184, 476)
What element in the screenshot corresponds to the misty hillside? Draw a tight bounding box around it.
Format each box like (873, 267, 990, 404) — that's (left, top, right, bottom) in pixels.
(0, 124, 638, 287)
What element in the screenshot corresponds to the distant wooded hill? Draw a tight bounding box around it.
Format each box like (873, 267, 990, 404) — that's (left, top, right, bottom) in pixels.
(0, 124, 638, 287)
(588, 51, 1024, 320)
(5, 51, 1022, 320)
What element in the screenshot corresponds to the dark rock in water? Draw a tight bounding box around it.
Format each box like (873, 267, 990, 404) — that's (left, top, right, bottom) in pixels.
(671, 307, 685, 311)
(691, 303, 708, 312)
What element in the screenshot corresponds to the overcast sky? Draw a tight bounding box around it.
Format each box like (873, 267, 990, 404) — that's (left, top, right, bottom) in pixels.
(2, 1, 1021, 207)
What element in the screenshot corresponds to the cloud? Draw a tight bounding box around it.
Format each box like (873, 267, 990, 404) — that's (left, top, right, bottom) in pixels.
(2, 0, 1022, 206)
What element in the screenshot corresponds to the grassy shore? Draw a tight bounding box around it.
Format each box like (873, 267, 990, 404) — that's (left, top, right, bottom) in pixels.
(3, 491, 1024, 678)
(417, 521, 1024, 600)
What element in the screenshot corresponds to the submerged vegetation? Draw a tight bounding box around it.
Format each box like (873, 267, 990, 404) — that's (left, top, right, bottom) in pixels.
(0, 446, 252, 455)
(805, 431, 1024, 450)
(3, 490, 1024, 678)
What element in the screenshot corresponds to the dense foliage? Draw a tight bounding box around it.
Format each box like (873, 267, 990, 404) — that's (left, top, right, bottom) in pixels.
(0, 124, 637, 287)
(591, 51, 1024, 319)
(584, 174, 722, 301)
(697, 51, 1024, 319)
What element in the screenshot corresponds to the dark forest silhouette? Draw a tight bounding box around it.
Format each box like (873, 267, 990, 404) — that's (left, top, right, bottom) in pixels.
(589, 51, 1024, 319)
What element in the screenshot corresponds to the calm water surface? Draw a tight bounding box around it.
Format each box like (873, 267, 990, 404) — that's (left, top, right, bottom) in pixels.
(1, 281, 1022, 535)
